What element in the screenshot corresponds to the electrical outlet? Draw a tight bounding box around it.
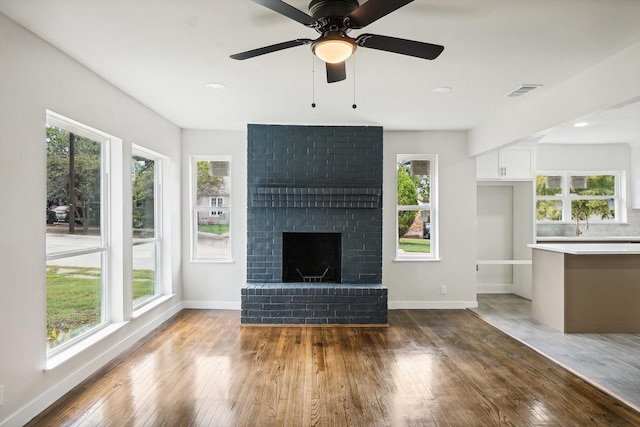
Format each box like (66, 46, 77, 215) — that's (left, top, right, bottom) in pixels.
(440, 285, 447, 295)
(0, 384, 4, 406)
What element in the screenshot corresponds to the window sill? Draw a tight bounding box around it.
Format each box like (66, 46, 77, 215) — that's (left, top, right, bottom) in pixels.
(393, 257, 440, 262)
(132, 293, 175, 319)
(46, 322, 128, 371)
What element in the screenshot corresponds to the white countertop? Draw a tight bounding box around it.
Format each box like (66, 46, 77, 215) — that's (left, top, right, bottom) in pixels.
(529, 243, 640, 255)
(536, 236, 640, 242)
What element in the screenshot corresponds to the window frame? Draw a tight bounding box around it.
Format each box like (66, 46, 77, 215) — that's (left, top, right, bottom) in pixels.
(131, 146, 163, 311)
(190, 155, 233, 262)
(536, 170, 625, 224)
(395, 154, 438, 261)
(45, 111, 111, 357)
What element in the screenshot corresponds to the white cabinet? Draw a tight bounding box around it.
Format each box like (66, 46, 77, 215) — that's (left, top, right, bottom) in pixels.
(476, 146, 534, 179)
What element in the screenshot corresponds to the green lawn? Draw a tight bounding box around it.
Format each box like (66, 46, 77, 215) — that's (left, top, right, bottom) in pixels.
(198, 224, 229, 234)
(46, 266, 101, 347)
(399, 238, 431, 253)
(47, 266, 154, 348)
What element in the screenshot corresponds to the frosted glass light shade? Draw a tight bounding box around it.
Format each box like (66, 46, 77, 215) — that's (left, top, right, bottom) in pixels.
(313, 39, 355, 63)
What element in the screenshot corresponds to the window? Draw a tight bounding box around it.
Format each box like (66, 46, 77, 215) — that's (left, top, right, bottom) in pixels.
(396, 155, 438, 260)
(191, 156, 231, 261)
(536, 172, 624, 224)
(46, 112, 109, 353)
(210, 197, 224, 217)
(132, 148, 162, 309)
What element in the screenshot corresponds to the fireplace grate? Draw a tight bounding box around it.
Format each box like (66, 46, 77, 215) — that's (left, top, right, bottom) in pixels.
(297, 267, 329, 282)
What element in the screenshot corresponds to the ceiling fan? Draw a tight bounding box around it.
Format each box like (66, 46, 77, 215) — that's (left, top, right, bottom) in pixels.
(230, 0, 445, 83)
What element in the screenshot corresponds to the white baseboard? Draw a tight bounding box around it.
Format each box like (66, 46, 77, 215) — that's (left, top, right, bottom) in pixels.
(389, 300, 479, 309)
(2, 302, 183, 427)
(182, 300, 241, 310)
(476, 283, 514, 294)
(183, 301, 479, 311)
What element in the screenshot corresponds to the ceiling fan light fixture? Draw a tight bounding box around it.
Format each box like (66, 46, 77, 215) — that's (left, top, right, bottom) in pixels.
(312, 36, 355, 64)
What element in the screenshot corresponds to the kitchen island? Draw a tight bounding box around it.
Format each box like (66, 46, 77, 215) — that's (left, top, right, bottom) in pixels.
(529, 243, 640, 333)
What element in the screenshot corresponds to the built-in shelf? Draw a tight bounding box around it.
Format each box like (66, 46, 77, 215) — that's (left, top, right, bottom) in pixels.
(476, 260, 532, 265)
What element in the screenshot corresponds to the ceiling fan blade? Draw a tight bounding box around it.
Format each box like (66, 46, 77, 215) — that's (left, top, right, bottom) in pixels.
(230, 39, 312, 60)
(326, 62, 346, 83)
(346, 0, 414, 29)
(356, 34, 444, 60)
(251, 0, 316, 26)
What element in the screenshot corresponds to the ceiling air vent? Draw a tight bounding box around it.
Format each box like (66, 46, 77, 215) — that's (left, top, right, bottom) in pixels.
(505, 84, 543, 98)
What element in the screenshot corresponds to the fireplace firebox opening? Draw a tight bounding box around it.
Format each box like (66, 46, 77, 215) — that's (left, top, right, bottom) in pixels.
(282, 232, 341, 283)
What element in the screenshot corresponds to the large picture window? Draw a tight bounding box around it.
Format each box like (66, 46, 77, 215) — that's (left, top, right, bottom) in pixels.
(132, 148, 162, 309)
(191, 156, 232, 261)
(46, 112, 109, 353)
(536, 172, 624, 226)
(396, 155, 437, 260)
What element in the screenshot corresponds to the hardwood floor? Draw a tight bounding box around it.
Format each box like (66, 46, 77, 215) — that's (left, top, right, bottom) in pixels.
(471, 293, 640, 413)
(27, 308, 640, 426)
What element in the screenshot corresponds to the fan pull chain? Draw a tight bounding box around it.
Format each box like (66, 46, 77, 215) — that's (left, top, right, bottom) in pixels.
(311, 56, 316, 108)
(352, 55, 357, 109)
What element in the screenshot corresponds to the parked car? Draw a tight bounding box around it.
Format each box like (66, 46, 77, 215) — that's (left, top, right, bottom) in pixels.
(423, 222, 431, 239)
(53, 205, 69, 222)
(53, 205, 84, 224)
(46, 208, 56, 224)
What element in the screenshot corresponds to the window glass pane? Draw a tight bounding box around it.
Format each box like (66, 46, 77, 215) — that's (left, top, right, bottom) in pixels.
(571, 200, 615, 222)
(46, 126, 102, 252)
(397, 160, 431, 205)
(536, 175, 562, 196)
(132, 155, 155, 238)
(193, 158, 231, 260)
(398, 210, 431, 254)
(47, 253, 104, 351)
(536, 200, 563, 221)
(195, 210, 230, 258)
(133, 242, 157, 307)
(196, 160, 228, 208)
(569, 175, 615, 196)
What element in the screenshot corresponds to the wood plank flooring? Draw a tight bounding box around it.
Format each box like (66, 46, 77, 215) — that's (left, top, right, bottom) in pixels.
(471, 293, 640, 413)
(27, 308, 640, 426)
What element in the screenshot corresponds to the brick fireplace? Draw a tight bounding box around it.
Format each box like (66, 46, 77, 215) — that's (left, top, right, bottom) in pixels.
(242, 124, 387, 325)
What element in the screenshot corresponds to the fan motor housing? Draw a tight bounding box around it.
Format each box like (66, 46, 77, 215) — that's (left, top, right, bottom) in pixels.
(309, 0, 359, 19)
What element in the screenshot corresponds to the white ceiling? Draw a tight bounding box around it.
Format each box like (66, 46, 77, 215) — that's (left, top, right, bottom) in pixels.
(2, 0, 640, 143)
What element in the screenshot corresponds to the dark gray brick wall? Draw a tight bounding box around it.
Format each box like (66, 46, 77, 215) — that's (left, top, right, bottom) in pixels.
(247, 124, 383, 284)
(241, 284, 388, 325)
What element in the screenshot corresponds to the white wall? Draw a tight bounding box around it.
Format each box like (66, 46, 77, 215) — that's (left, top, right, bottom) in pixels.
(181, 129, 248, 308)
(0, 13, 182, 426)
(383, 132, 478, 308)
(180, 130, 478, 310)
(468, 41, 640, 157)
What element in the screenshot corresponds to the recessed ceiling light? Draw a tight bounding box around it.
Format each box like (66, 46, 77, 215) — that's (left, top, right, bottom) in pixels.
(574, 122, 589, 127)
(432, 86, 452, 93)
(205, 82, 226, 89)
